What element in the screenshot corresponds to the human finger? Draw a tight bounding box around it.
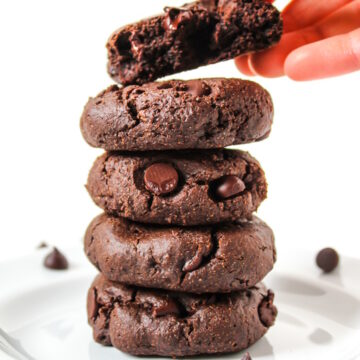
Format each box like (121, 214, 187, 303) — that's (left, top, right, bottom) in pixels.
(234, 55, 256, 76)
(284, 28, 360, 80)
(282, 0, 355, 33)
(249, 0, 360, 77)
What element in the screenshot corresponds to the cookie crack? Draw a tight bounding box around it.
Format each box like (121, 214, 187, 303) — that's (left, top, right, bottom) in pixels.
(99, 154, 115, 210)
(120, 87, 142, 131)
(197, 106, 235, 142)
(87, 220, 103, 248)
(181, 321, 193, 347)
(179, 228, 219, 286)
(126, 99, 140, 128)
(147, 193, 154, 211)
(234, 278, 249, 288)
(196, 229, 219, 269)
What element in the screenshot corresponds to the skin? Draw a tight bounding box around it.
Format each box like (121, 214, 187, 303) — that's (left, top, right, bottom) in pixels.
(235, 0, 360, 80)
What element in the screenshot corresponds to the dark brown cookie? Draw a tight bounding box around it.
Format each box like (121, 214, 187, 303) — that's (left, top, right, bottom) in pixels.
(80, 79, 273, 151)
(84, 214, 275, 293)
(106, 0, 282, 85)
(87, 274, 277, 357)
(86, 149, 267, 225)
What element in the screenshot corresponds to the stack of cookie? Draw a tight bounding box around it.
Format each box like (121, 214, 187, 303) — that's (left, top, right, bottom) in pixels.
(81, 0, 282, 357)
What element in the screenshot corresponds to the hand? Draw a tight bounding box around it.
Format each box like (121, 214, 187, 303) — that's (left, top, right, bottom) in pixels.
(236, 0, 360, 80)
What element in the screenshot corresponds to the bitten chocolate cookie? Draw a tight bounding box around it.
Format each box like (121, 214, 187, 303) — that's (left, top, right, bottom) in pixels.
(106, 0, 282, 85)
(87, 275, 277, 357)
(86, 149, 267, 225)
(85, 214, 275, 293)
(80, 78, 273, 151)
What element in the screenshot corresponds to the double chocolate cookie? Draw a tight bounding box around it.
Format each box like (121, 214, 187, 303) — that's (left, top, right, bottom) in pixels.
(85, 214, 275, 293)
(81, 0, 280, 357)
(80, 78, 274, 151)
(107, 0, 282, 85)
(87, 274, 277, 357)
(86, 149, 267, 225)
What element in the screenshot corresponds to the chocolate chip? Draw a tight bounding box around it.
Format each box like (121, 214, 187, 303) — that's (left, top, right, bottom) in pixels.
(144, 163, 179, 196)
(258, 290, 277, 327)
(316, 248, 339, 273)
(182, 245, 208, 273)
(43, 247, 69, 270)
(212, 175, 246, 200)
(182, 254, 203, 273)
(153, 298, 180, 317)
(187, 80, 211, 97)
(163, 7, 192, 31)
(241, 352, 252, 360)
(164, 7, 181, 19)
(37, 241, 48, 249)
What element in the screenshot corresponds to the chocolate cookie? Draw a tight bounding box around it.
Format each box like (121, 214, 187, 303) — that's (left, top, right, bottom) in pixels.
(106, 0, 282, 85)
(87, 274, 277, 357)
(86, 149, 267, 225)
(80, 78, 273, 151)
(85, 214, 275, 293)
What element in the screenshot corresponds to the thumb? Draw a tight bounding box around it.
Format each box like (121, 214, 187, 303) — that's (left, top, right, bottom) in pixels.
(284, 28, 360, 81)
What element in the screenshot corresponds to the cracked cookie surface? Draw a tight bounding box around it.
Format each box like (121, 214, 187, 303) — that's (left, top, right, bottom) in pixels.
(85, 213, 275, 293)
(80, 78, 274, 151)
(106, 0, 282, 85)
(86, 149, 267, 226)
(87, 274, 277, 357)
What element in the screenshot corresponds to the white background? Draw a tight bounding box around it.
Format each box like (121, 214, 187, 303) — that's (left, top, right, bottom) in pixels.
(0, 0, 359, 262)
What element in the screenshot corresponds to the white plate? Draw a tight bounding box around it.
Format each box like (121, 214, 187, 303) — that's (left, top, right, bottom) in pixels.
(0, 247, 360, 360)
